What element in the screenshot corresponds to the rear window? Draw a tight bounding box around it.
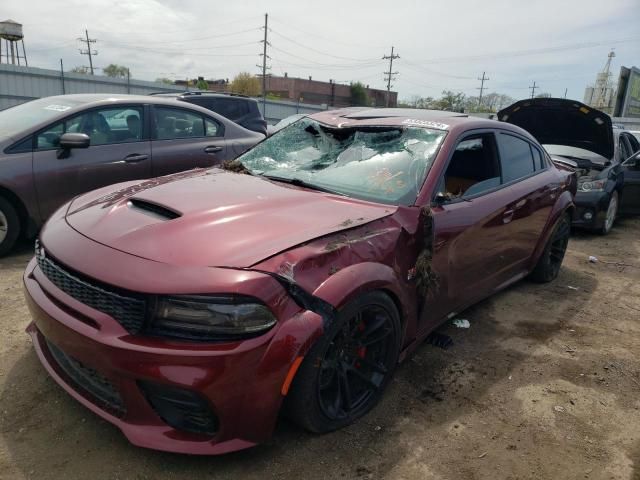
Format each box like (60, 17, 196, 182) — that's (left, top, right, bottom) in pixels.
(497, 133, 535, 182)
(212, 98, 249, 120)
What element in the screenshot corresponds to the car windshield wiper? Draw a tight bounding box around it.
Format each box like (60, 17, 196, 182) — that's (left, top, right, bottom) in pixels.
(262, 174, 348, 197)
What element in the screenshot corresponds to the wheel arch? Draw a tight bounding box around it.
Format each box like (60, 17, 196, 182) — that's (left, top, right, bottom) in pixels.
(311, 262, 413, 340)
(529, 191, 573, 271)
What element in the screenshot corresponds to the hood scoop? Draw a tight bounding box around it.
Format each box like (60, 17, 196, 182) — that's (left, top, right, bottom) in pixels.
(127, 198, 181, 220)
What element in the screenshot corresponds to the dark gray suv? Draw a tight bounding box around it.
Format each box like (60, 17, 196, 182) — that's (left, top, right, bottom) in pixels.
(0, 94, 263, 255)
(152, 92, 267, 136)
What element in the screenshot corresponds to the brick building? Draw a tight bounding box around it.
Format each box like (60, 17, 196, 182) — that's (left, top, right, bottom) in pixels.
(262, 74, 397, 107)
(174, 74, 397, 108)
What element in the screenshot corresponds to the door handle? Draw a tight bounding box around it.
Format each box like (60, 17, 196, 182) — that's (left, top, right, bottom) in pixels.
(204, 145, 223, 154)
(503, 209, 515, 224)
(123, 153, 148, 163)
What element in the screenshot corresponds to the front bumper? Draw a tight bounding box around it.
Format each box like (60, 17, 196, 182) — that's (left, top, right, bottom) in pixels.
(23, 251, 323, 454)
(571, 190, 610, 230)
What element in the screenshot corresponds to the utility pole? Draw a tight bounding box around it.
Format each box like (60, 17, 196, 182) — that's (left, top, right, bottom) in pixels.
(382, 46, 400, 107)
(59, 58, 65, 94)
(257, 13, 271, 116)
(78, 29, 97, 75)
(564, 87, 568, 99)
(477, 71, 489, 106)
(529, 81, 538, 99)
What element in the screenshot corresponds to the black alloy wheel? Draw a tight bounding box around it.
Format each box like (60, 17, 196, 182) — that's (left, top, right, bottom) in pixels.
(286, 291, 400, 433)
(530, 213, 570, 283)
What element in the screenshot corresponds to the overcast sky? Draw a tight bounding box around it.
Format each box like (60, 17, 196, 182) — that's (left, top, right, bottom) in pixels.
(5, 0, 640, 102)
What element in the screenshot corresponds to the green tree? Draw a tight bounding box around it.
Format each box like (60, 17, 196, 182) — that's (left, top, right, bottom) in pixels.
(103, 64, 129, 78)
(155, 77, 173, 85)
(196, 78, 209, 90)
(230, 72, 261, 96)
(350, 82, 369, 106)
(434, 90, 466, 111)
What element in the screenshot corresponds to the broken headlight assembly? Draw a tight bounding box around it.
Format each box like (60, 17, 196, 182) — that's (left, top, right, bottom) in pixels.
(578, 179, 606, 192)
(151, 296, 277, 341)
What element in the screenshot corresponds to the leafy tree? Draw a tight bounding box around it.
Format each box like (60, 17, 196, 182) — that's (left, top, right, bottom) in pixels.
(70, 66, 90, 74)
(103, 64, 129, 78)
(196, 78, 209, 90)
(155, 77, 173, 85)
(230, 72, 261, 96)
(350, 82, 369, 106)
(434, 90, 466, 111)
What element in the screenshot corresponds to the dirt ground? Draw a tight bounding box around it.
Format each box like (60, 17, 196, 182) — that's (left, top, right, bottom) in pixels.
(1, 219, 640, 480)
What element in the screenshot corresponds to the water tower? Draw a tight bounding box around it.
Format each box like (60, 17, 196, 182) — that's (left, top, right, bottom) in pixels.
(0, 19, 28, 66)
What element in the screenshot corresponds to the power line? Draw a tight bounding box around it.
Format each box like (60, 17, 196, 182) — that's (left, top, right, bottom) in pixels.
(477, 71, 489, 105)
(402, 61, 474, 80)
(77, 29, 97, 75)
(269, 29, 378, 62)
(529, 81, 539, 98)
(101, 27, 261, 47)
(269, 17, 388, 49)
(412, 35, 640, 64)
(270, 45, 379, 68)
(101, 40, 258, 52)
(382, 46, 400, 107)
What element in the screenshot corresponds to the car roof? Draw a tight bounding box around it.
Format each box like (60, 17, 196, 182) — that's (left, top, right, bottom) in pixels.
(43, 93, 210, 107)
(308, 107, 511, 133)
(151, 91, 256, 101)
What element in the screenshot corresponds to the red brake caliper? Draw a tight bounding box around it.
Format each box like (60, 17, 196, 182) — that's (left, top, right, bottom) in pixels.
(356, 321, 366, 368)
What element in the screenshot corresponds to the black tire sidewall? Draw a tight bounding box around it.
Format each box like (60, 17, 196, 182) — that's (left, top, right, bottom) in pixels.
(286, 291, 401, 433)
(0, 197, 20, 257)
(531, 213, 570, 283)
(600, 191, 618, 235)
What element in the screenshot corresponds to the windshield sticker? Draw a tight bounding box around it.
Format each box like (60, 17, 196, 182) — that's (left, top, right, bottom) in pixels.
(402, 118, 449, 130)
(44, 104, 71, 112)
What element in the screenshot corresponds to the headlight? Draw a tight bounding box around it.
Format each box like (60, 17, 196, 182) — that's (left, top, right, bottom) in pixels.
(578, 179, 606, 192)
(152, 296, 276, 340)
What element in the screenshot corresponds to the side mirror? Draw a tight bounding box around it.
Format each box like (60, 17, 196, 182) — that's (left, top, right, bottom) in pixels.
(624, 152, 640, 169)
(57, 133, 90, 159)
(433, 191, 448, 205)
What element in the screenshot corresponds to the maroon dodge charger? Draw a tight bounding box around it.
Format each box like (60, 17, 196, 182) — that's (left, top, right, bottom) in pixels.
(24, 108, 576, 454)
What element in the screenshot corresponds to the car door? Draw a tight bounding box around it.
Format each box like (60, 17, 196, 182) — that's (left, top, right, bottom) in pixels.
(493, 131, 555, 272)
(150, 105, 227, 177)
(620, 141, 640, 215)
(32, 105, 151, 220)
(421, 131, 552, 332)
(422, 132, 510, 331)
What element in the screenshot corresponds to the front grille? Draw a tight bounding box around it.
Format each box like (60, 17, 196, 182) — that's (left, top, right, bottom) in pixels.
(36, 243, 146, 334)
(46, 339, 126, 417)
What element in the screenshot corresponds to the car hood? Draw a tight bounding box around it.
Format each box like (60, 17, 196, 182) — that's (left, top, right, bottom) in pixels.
(497, 98, 614, 160)
(64, 169, 396, 268)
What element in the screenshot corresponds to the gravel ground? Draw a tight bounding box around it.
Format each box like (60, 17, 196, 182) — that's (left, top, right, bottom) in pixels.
(1, 219, 639, 480)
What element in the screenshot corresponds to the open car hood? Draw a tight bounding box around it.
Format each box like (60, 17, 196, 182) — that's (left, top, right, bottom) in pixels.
(497, 98, 614, 160)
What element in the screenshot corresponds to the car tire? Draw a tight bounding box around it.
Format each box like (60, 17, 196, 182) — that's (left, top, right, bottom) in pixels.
(530, 213, 570, 283)
(599, 190, 618, 235)
(286, 291, 401, 433)
(0, 196, 20, 257)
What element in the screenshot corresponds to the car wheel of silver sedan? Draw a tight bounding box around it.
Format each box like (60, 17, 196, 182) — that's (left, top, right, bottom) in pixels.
(0, 196, 20, 257)
(600, 191, 618, 235)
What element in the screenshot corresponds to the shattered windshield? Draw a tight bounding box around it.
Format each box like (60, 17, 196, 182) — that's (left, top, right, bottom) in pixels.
(237, 118, 446, 205)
